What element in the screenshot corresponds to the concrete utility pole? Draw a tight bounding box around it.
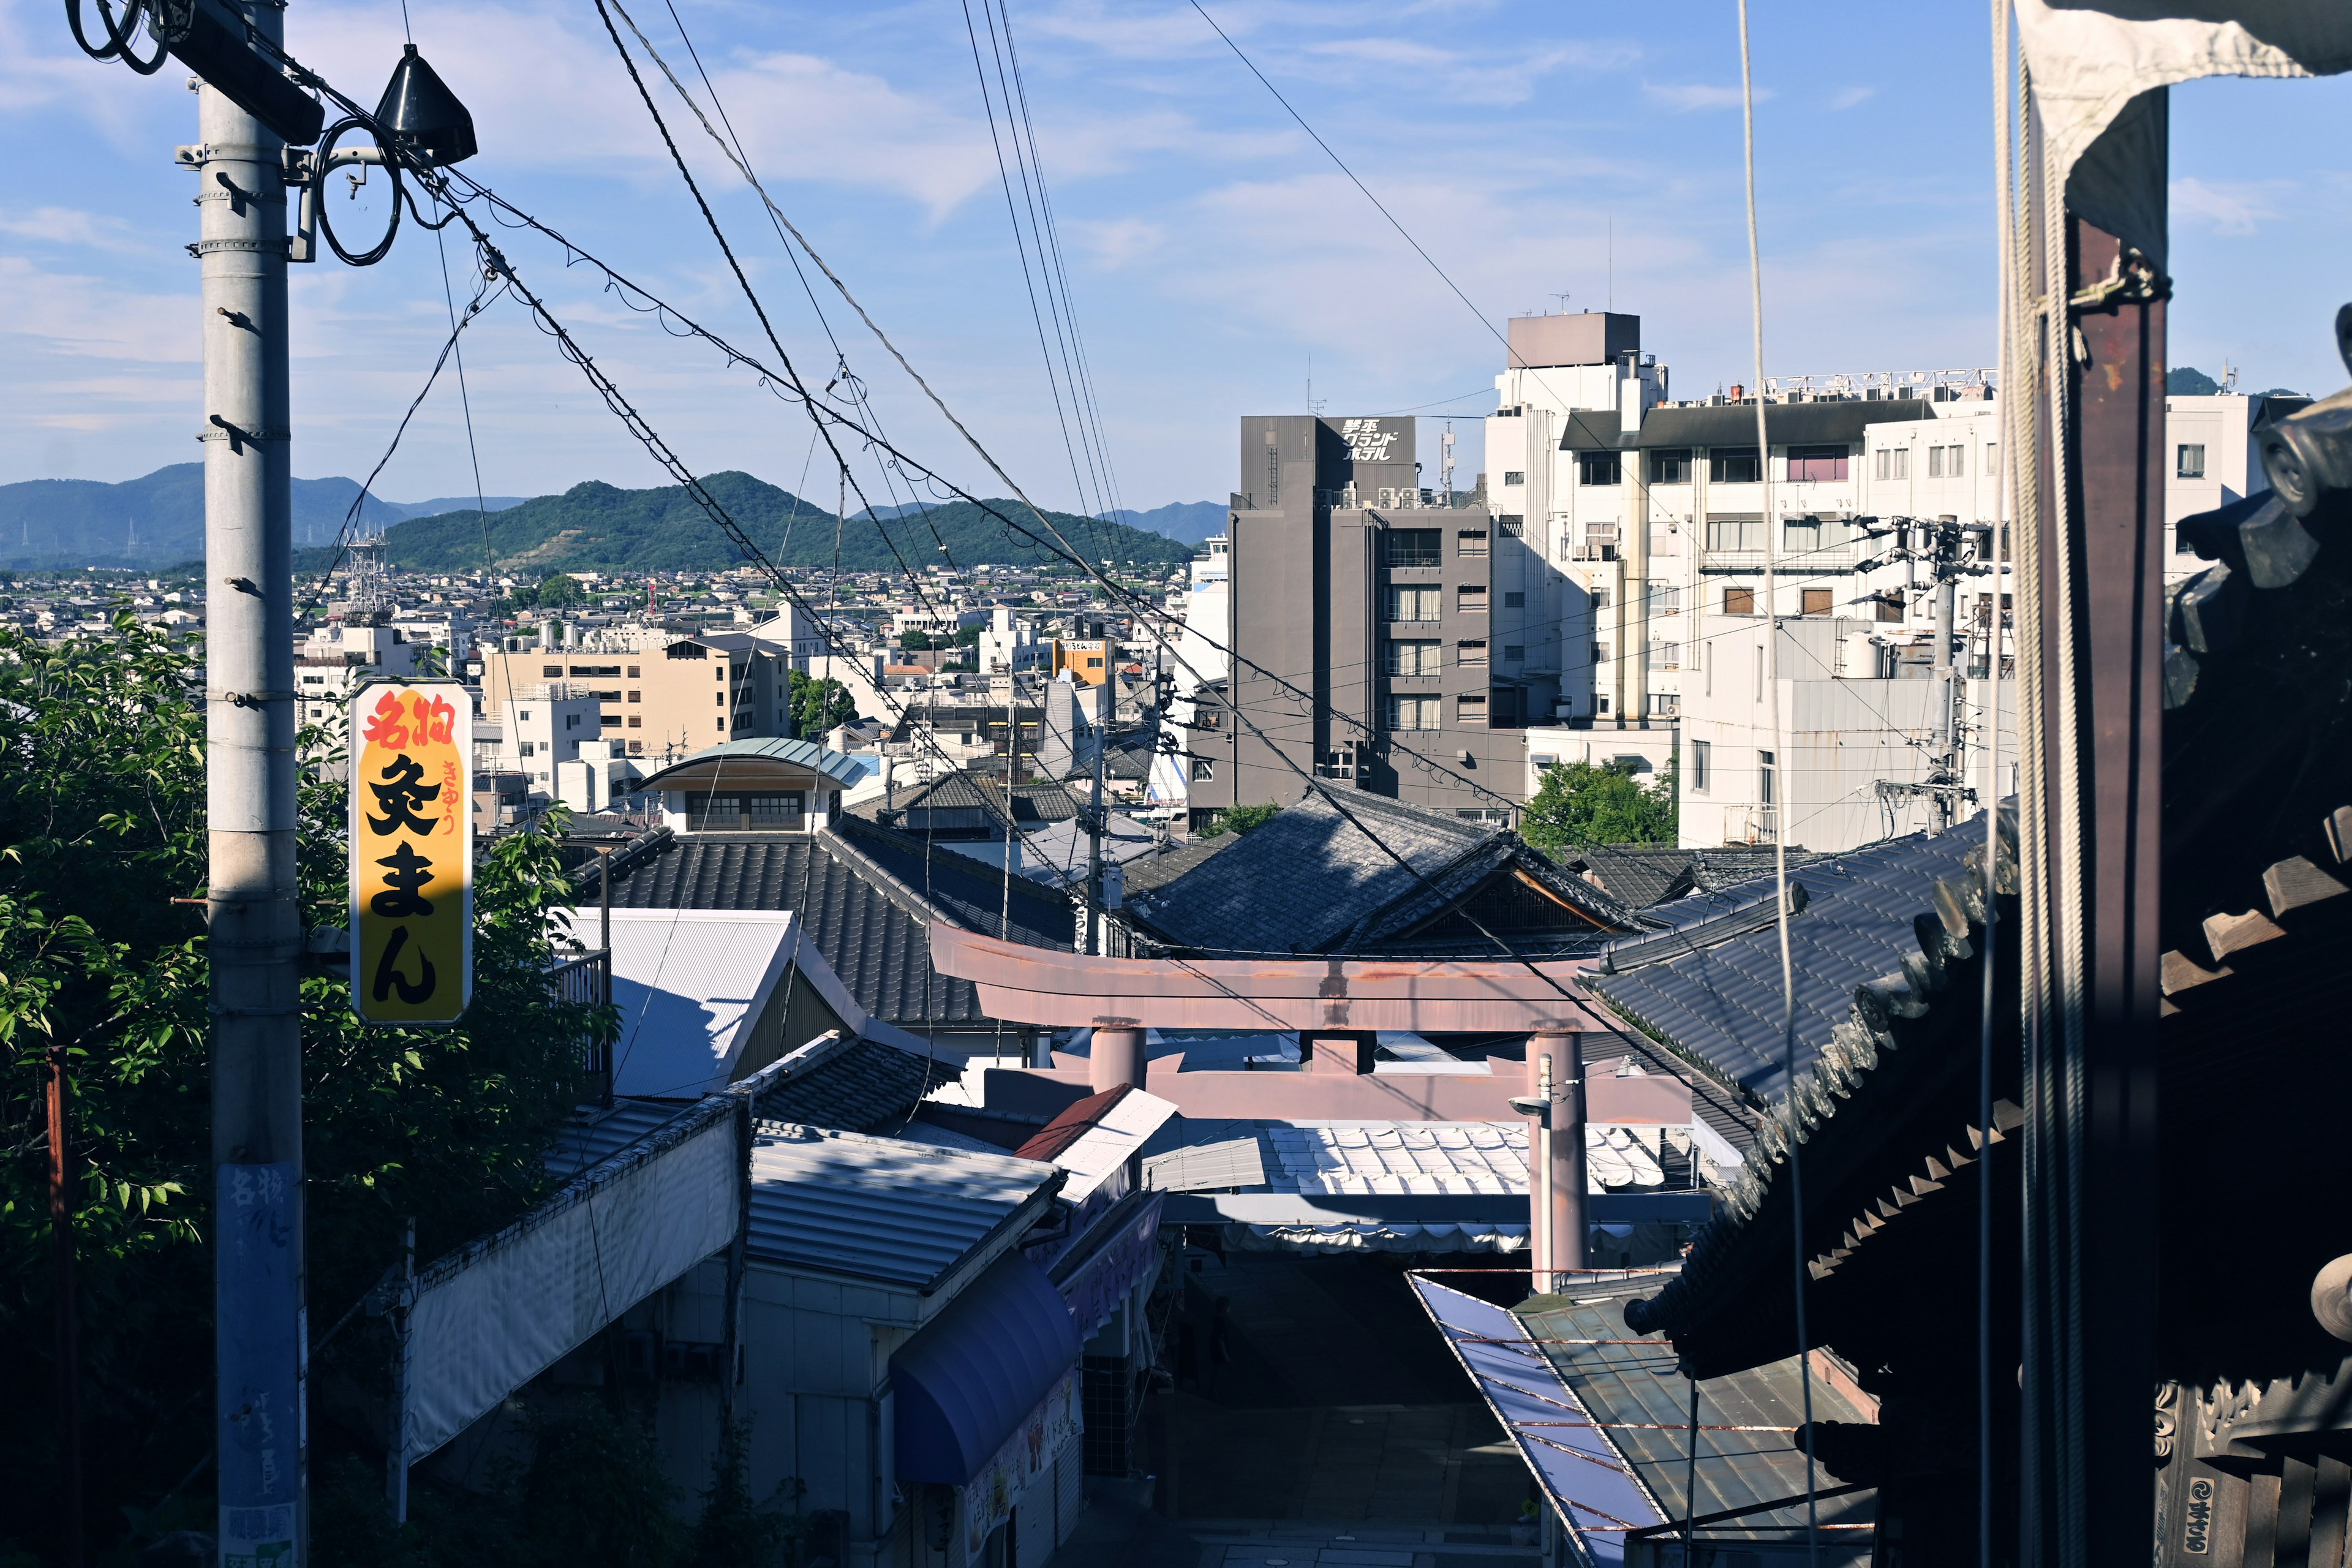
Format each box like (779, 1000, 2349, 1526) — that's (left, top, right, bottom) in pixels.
(1085, 680, 1106, 956)
(198, 43, 307, 1567)
(1542, 1030, 1589, 1278)
(1930, 520, 1959, 831)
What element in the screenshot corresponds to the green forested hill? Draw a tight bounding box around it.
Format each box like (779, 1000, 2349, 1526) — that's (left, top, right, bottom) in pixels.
(363, 470, 1194, 575)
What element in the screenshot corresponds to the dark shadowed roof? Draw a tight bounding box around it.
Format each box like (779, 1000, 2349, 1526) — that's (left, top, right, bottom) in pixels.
(1554, 843, 1698, 909)
(1123, 790, 1634, 957)
(1559, 399, 1940, 451)
(761, 1037, 940, 1133)
(1586, 828, 1979, 1102)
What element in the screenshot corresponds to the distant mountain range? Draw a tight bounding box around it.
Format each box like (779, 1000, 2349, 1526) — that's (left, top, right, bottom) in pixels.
(1, 462, 1220, 572)
(300, 472, 1199, 576)
(1102, 500, 1226, 546)
(0, 463, 524, 569)
(862, 496, 1225, 545)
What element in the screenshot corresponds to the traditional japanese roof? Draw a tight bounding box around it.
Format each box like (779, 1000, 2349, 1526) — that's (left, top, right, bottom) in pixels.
(1586, 829, 1980, 1104)
(1122, 789, 1636, 957)
(581, 823, 1071, 1031)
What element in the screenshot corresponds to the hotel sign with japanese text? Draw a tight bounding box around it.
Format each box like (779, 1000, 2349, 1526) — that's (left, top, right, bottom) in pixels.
(350, 680, 472, 1024)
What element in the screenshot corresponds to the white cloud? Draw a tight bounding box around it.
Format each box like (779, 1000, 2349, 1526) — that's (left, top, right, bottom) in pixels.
(1064, 216, 1167, 266)
(0, 205, 151, 255)
(1829, 86, 1875, 110)
(1643, 81, 1761, 112)
(2170, 175, 2276, 235)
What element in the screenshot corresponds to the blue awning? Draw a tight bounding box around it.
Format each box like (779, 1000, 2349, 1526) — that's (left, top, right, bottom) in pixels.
(892, 1250, 1081, 1486)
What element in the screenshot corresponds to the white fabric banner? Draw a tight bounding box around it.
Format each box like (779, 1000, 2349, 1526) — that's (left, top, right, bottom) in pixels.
(401, 1112, 738, 1462)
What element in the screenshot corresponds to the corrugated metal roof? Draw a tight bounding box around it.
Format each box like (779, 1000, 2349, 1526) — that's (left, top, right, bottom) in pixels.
(1027, 1088, 1179, 1205)
(545, 1098, 692, 1183)
(1141, 1136, 1265, 1192)
(1513, 1275, 1877, 1552)
(606, 908, 795, 1098)
(1586, 829, 1979, 1103)
(638, 736, 869, 790)
(746, 1124, 1061, 1289)
(1137, 1119, 1672, 1196)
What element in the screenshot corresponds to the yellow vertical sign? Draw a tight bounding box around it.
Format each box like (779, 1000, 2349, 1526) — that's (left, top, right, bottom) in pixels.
(350, 680, 472, 1024)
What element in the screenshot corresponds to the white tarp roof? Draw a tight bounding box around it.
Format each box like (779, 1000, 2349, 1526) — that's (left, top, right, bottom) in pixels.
(595, 907, 924, 1099)
(1046, 1088, 1179, 1205)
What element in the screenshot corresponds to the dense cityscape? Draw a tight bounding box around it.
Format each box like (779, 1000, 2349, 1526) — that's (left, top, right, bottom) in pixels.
(6, 6, 2350, 1568)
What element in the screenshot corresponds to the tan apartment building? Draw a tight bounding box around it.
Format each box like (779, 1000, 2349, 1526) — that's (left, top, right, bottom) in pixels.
(481, 632, 793, 763)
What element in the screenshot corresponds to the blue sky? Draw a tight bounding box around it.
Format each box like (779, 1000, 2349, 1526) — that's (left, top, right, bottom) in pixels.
(4, 0, 2349, 513)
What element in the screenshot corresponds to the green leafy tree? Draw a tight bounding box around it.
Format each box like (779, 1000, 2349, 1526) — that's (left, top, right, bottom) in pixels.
(536, 571, 586, 608)
(1518, 758, 1678, 850)
(897, 627, 933, 652)
(0, 615, 610, 1563)
(788, 671, 858, 737)
(1201, 802, 1279, 839)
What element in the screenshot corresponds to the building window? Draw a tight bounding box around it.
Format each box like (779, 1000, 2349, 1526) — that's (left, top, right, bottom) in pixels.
(1385, 586, 1442, 622)
(1456, 693, 1488, 726)
(1577, 453, 1621, 486)
(1787, 444, 1850, 482)
(1649, 585, 1683, 616)
(1649, 449, 1693, 484)
(626, 665, 641, 679)
(565, 714, 581, 730)
(1646, 638, 1678, 670)
(1709, 447, 1762, 484)
(1503, 591, 1525, 609)
(627, 715, 643, 728)
(1386, 695, 1441, 730)
(1457, 640, 1488, 667)
(519, 741, 535, 757)
(542, 664, 562, 677)
(1724, 586, 1757, 616)
(716, 718, 725, 731)
(568, 664, 622, 677)
(1457, 530, 1490, 557)
(1387, 639, 1441, 676)
(1928, 445, 1947, 478)
(1316, 748, 1359, 780)
(1987, 442, 1999, 475)
(1499, 518, 1525, 537)
(2177, 443, 2206, 479)
(745, 793, 807, 829)
(1503, 470, 1526, 486)
(1801, 587, 1834, 616)
(1386, 529, 1442, 567)
(1708, 514, 1766, 552)
(1191, 758, 1215, 782)
(1690, 739, 1711, 792)
(1594, 642, 1611, 664)
(1758, 750, 1776, 807)
(628, 739, 644, 755)
(1876, 594, 1905, 624)
(600, 714, 622, 728)
(1457, 585, 1488, 613)
(625, 690, 641, 704)
(1504, 644, 1525, 662)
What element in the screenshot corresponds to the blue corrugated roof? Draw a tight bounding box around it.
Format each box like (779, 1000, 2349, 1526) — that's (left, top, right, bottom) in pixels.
(1586, 828, 1979, 1104)
(747, 1124, 1060, 1290)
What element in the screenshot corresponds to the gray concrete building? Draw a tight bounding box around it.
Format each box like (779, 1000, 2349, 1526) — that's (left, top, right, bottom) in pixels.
(1187, 415, 1545, 825)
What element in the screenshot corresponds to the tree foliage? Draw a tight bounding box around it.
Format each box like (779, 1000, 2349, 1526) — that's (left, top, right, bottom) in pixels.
(1518, 758, 1678, 850)
(788, 671, 858, 737)
(1200, 802, 1279, 839)
(0, 616, 608, 1562)
(535, 571, 586, 608)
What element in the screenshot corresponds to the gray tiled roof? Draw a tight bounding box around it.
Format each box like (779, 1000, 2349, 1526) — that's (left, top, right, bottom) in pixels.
(1126, 790, 1632, 956)
(760, 1037, 941, 1133)
(582, 826, 1069, 1029)
(1585, 828, 1979, 1104)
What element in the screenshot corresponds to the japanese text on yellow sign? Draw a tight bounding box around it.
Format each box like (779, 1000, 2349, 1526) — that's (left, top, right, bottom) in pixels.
(350, 681, 472, 1024)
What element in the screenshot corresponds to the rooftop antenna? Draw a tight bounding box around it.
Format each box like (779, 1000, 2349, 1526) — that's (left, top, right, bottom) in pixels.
(2222, 357, 2239, 393)
(1607, 215, 1614, 312)
(1550, 292, 1572, 314)
(1440, 422, 1457, 503)
(1307, 352, 1326, 415)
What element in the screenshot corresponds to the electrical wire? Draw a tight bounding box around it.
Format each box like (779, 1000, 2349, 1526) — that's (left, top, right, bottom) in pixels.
(1734, 6, 1819, 1562)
